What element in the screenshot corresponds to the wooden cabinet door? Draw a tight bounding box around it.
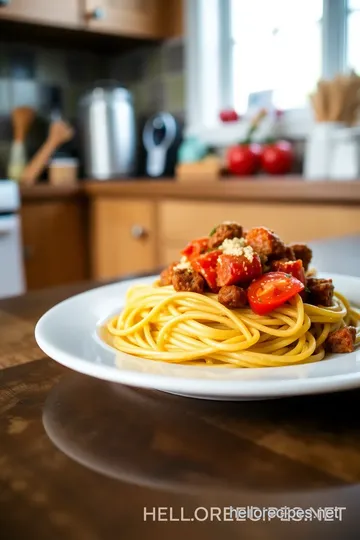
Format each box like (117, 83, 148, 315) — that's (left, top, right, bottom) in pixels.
(84, 0, 166, 38)
(21, 200, 88, 290)
(91, 198, 157, 279)
(0, 0, 81, 27)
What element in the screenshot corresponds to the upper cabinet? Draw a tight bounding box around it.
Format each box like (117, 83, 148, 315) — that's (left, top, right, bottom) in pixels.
(84, 0, 182, 39)
(0, 0, 81, 28)
(0, 0, 182, 39)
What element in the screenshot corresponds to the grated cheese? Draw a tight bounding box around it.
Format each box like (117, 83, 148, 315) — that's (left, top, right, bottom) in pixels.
(174, 256, 192, 270)
(219, 237, 254, 262)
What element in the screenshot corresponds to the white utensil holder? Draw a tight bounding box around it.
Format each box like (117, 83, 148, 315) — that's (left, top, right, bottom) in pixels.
(330, 128, 360, 180)
(304, 122, 344, 180)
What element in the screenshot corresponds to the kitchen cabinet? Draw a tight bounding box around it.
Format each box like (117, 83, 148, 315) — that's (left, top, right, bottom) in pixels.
(84, 0, 181, 38)
(90, 198, 157, 279)
(21, 199, 88, 290)
(0, 0, 81, 28)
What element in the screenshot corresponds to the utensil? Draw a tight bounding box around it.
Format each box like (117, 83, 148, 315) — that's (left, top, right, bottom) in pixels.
(20, 120, 74, 185)
(78, 80, 136, 179)
(7, 106, 35, 181)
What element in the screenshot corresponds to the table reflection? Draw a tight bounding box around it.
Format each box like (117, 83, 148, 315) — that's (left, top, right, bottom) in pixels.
(43, 374, 347, 497)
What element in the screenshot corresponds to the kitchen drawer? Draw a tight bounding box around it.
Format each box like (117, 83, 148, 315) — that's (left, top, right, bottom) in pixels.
(159, 200, 360, 264)
(91, 198, 157, 279)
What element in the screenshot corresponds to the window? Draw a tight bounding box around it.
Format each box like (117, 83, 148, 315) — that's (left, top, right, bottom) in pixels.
(186, 0, 360, 141)
(348, 0, 360, 74)
(231, 0, 323, 113)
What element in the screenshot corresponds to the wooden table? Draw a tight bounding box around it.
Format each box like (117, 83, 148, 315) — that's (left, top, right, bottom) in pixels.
(1, 237, 360, 540)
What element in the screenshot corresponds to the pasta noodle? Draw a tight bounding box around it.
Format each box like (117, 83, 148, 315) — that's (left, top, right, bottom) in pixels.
(105, 282, 360, 368)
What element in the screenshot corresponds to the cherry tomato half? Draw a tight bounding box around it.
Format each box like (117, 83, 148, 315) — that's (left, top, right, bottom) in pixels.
(247, 272, 305, 315)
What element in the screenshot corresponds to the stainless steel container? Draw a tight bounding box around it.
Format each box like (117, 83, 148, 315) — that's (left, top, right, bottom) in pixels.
(79, 81, 136, 179)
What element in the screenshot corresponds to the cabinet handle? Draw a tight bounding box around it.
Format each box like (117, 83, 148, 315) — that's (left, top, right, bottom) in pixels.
(88, 7, 106, 20)
(24, 245, 34, 260)
(131, 225, 148, 239)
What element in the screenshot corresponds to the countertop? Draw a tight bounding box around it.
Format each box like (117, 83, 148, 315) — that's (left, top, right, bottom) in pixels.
(1, 235, 360, 539)
(20, 177, 360, 204)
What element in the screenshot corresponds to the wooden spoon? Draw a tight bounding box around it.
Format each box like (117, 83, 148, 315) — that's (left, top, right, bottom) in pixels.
(12, 106, 35, 143)
(21, 120, 74, 185)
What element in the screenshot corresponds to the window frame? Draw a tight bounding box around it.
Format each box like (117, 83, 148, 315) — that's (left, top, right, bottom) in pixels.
(185, 0, 350, 145)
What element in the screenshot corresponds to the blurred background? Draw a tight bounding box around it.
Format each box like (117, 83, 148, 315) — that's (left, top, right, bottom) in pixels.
(1, 0, 360, 299)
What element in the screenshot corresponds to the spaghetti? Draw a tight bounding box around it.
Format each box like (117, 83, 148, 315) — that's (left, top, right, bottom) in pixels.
(104, 223, 360, 368)
(106, 283, 360, 368)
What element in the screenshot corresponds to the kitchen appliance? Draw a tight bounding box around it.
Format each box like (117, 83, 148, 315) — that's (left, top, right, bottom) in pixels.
(0, 181, 25, 298)
(143, 112, 182, 177)
(79, 81, 136, 180)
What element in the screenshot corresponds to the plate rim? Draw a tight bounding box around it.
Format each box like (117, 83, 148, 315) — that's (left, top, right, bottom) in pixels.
(35, 272, 360, 398)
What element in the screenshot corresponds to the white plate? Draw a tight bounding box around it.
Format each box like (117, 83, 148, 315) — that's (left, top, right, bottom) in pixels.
(35, 273, 360, 401)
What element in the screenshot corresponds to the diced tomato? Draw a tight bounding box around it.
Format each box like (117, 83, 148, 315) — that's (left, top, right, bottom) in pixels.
(216, 253, 262, 287)
(271, 259, 305, 284)
(181, 237, 209, 260)
(247, 272, 305, 315)
(192, 250, 221, 291)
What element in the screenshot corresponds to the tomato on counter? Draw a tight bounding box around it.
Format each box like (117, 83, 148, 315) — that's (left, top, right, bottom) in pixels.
(219, 109, 240, 123)
(227, 143, 261, 176)
(248, 272, 304, 315)
(261, 140, 293, 175)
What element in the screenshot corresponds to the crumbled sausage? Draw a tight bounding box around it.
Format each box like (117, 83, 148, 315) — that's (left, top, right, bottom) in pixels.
(326, 326, 356, 354)
(159, 262, 177, 286)
(245, 227, 286, 260)
(172, 268, 205, 293)
(307, 278, 334, 307)
(290, 243, 313, 271)
(208, 222, 243, 249)
(284, 245, 296, 261)
(218, 285, 248, 309)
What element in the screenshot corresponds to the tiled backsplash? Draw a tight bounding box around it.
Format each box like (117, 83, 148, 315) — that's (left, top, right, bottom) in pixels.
(108, 39, 185, 119)
(0, 39, 185, 176)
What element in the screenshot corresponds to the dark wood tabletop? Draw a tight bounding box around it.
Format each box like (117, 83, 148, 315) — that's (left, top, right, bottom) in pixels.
(1, 236, 360, 540)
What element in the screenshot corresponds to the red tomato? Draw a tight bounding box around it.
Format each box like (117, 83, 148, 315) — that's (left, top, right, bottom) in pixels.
(261, 141, 293, 175)
(248, 272, 305, 315)
(192, 250, 221, 291)
(181, 237, 209, 260)
(227, 144, 261, 176)
(271, 259, 305, 284)
(219, 109, 240, 123)
(216, 253, 262, 287)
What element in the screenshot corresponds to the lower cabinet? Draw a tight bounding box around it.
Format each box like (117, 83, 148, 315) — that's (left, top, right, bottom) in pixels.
(90, 198, 157, 279)
(21, 199, 88, 290)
